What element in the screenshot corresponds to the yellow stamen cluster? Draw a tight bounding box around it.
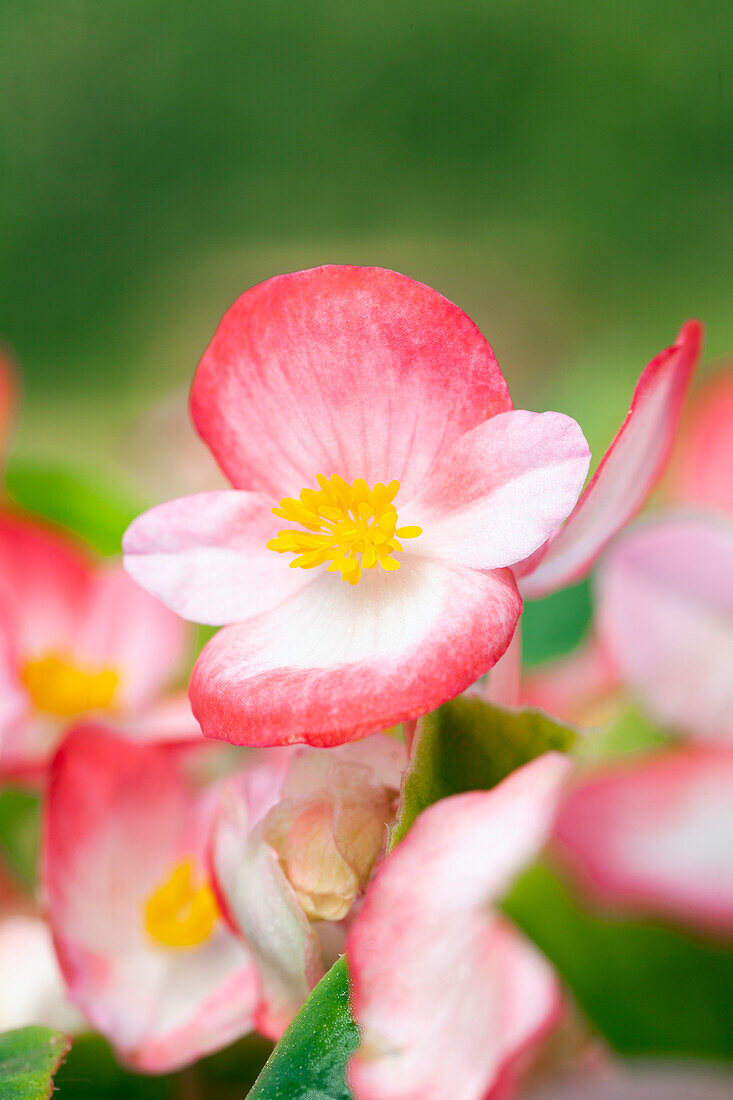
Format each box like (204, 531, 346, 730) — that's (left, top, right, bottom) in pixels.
(267, 474, 421, 585)
(144, 859, 220, 949)
(21, 654, 118, 717)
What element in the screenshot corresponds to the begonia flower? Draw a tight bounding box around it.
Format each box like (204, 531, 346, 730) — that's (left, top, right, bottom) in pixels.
(596, 514, 733, 744)
(0, 512, 199, 779)
(516, 321, 702, 599)
(554, 744, 733, 936)
(212, 735, 405, 1038)
(0, 915, 85, 1033)
(43, 725, 258, 1072)
(347, 751, 571, 1100)
(124, 265, 591, 748)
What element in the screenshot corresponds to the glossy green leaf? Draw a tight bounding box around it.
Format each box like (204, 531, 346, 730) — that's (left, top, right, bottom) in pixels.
(5, 460, 144, 557)
(504, 864, 733, 1059)
(0, 1027, 71, 1100)
(247, 957, 357, 1100)
(392, 696, 575, 845)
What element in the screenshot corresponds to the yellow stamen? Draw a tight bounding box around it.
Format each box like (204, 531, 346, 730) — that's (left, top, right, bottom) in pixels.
(21, 653, 118, 716)
(144, 859, 219, 949)
(267, 474, 422, 584)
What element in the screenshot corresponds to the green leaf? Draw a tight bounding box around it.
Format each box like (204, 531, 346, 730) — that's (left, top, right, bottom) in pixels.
(247, 957, 357, 1100)
(522, 579, 593, 667)
(0, 1027, 71, 1100)
(392, 696, 575, 846)
(504, 864, 733, 1059)
(5, 460, 144, 557)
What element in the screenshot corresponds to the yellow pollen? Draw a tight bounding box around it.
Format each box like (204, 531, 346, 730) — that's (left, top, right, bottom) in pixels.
(144, 859, 220, 949)
(21, 653, 119, 717)
(267, 474, 422, 585)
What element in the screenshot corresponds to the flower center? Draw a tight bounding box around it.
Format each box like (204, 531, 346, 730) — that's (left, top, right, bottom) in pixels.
(21, 653, 118, 716)
(144, 858, 220, 949)
(267, 474, 422, 585)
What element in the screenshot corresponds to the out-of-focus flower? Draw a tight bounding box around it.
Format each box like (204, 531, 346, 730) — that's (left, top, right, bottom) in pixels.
(43, 726, 258, 1072)
(554, 744, 733, 936)
(0, 915, 85, 1033)
(346, 752, 571, 1100)
(596, 514, 733, 744)
(667, 363, 733, 518)
(0, 512, 199, 780)
(525, 1060, 733, 1100)
(212, 735, 405, 1038)
(521, 638, 619, 730)
(124, 265, 591, 749)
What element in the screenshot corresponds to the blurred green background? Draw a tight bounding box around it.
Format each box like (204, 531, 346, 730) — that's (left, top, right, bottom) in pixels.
(2, 0, 731, 482)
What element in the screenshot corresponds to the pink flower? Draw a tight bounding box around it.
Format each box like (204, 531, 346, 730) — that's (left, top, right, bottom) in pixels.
(596, 514, 733, 744)
(0, 916, 85, 1034)
(554, 744, 733, 936)
(43, 725, 259, 1072)
(124, 265, 591, 748)
(0, 512, 198, 780)
(211, 735, 406, 1038)
(346, 752, 572, 1100)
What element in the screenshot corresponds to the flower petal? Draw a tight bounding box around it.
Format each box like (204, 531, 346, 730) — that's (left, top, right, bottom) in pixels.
(44, 726, 257, 1071)
(347, 752, 570, 1100)
(669, 364, 733, 519)
(74, 565, 190, 709)
(0, 916, 85, 1033)
(123, 491, 310, 625)
(554, 745, 733, 935)
(519, 321, 702, 598)
(190, 558, 521, 747)
(212, 761, 323, 1039)
(596, 515, 733, 742)
(191, 266, 512, 500)
(407, 411, 589, 570)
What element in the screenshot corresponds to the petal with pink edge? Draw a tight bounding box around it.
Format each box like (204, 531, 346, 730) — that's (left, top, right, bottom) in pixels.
(518, 321, 702, 598)
(554, 745, 733, 935)
(407, 411, 589, 571)
(347, 752, 570, 1100)
(74, 565, 189, 710)
(190, 559, 521, 748)
(669, 365, 733, 519)
(212, 761, 323, 1039)
(0, 513, 91, 660)
(191, 265, 512, 501)
(123, 491, 311, 625)
(596, 515, 733, 742)
(44, 726, 257, 1072)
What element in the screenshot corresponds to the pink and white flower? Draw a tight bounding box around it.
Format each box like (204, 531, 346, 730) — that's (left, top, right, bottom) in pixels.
(0, 915, 85, 1034)
(667, 362, 733, 519)
(123, 265, 591, 748)
(211, 734, 406, 1038)
(347, 751, 572, 1100)
(554, 744, 733, 936)
(0, 512, 198, 780)
(596, 514, 733, 744)
(43, 725, 258, 1072)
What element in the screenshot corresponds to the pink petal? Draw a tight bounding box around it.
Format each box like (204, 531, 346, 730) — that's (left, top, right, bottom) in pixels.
(554, 745, 733, 935)
(44, 726, 257, 1071)
(521, 636, 619, 728)
(212, 760, 323, 1039)
(191, 265, 512, 501)
(120, 692, 204, 745)
(0, 512, 91, 660)
(347, 752, 571, 1100)
(0, 916, 85, 1033)
(596, 515, 733, 742)
(668, 364, 733, 519)
(482, 625, 522, 708)
(123, 491, 310, 625)
(406, 411, 589, 570)
(190, 559, 521, 747)
(519, 321, 703, 598)
(74, 564, 190, 710)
